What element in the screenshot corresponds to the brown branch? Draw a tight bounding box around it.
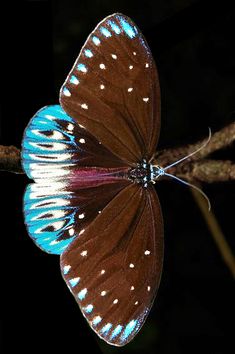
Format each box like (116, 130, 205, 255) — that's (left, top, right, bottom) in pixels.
(0, 121, 235, 178)
(155, 121, 235, 165)
(153, 121, 235, 183)
(0, 145, 24, 174)
(180, 159, 235, 183)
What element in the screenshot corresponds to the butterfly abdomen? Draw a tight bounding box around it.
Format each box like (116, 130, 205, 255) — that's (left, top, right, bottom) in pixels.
(69, 166, 131, 188)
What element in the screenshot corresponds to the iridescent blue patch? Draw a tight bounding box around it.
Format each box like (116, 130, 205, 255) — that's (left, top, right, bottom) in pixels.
(100, 27, 111, 37)
(78, 288, 87, 300)
(110, 325, 123, 339)
(70, 75, 79, 84)
(77, 63, 87, 72)
(84, 49, 93, 58)
(108, 21, 121, 34)
(63, 265, 71, 275)
(92, 316, 102, 326)
(63, 87, 71, 96)
(84, 304, 93, 314)
(119, 17, 137, 38)
(69, 277, 80, 287)
(121, 320, 137, 341)
(101, 323, 112, 334)
(92, 36, 101, 45)
(21, 105, 80, 255)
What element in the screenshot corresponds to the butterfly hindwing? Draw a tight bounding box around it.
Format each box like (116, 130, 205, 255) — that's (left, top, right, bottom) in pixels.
(60, 13, 161, 165)
(60, 184, 163, 346)
(23, 180, 129, 254)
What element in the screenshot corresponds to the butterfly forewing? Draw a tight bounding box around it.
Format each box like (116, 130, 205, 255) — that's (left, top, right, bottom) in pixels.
(60, 13, 160, 165)
(22, 105, 126, 180)
(22, 105, 130, 254)
(60, 184, 163, 346)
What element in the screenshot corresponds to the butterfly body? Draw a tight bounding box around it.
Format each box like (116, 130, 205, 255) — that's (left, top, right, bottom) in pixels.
(22, 13, 163, 346)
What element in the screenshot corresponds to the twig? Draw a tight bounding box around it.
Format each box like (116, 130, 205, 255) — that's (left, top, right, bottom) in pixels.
(1, 121, 234, 178)
(153, 121, 235, 183)
(0, 145, 24, 174)
(155, 121, 235, 166)
(180, 159, 235, 182)
(191, 187, 235, 279)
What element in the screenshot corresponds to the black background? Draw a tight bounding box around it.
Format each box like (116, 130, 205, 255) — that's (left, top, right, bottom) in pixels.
(1, 0, 235, 353)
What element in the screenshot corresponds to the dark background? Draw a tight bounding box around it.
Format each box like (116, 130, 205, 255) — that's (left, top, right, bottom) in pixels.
(1, 0, 234, 353)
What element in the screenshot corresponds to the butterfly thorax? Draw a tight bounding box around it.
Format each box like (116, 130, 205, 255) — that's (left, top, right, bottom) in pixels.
(128, 160, 152, 186)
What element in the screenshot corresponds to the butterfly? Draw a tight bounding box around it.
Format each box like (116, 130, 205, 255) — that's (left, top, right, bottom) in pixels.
(21, 13, 164, 346)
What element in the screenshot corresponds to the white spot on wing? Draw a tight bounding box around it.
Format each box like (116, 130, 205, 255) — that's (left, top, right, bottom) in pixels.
(129, 263, 134, 268)
(79, 138, 85, 144)
(84, 304, 93, 313)
(145, 63, 149, 68)
(129, 65, 133, 70)
(84, 49, 93, 58)
(113, 299, 118, 304)
(63, 88, 71, 97)
(45, 114, 55, 120)
(81, 250, 87, 257)
(67, 123, 74, 131)
(143, 97, 149, 102)
(111, 54, 117, 59)
(69, 277, 80, 287)
(130, 286, 135, 291)
(100, 27, 111, 38)
(42, 220, 65, 232)
(101, 290, 107, 296)
(79, 213, 85, 219)
(70, 75, 79, 85)
(100, 269, 105, 275)
(32, 209, 66, 221)
(92, 36, 100, 46)
(147, 286, 151, 291)
(78, 288, 87, 300)
(100, 84, 105, 90)
(99, 63, 106, 69)
(63, 265, 71, 274)
(77, 64, 87, 73)
(49, 240, 59, 246)
(144, 250, 150, 255)
(81, 103, 88, 110)
(92, 316, 102, 326)
(69, 228, 75, 236)
(128, 87, 133, 92)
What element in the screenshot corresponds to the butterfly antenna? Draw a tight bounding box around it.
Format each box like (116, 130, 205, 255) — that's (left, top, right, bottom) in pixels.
(164, 172, 211, 211)
(153, 129, 212, 210)
(164, 127, 211, 171)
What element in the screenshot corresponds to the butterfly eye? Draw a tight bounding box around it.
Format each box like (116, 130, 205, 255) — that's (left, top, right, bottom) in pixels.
(22, 13, 163, 347)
